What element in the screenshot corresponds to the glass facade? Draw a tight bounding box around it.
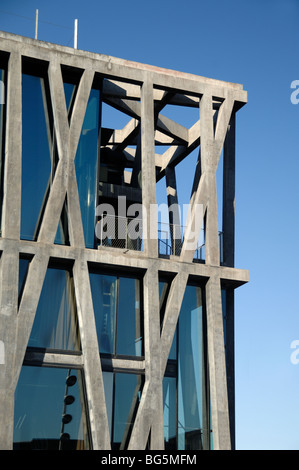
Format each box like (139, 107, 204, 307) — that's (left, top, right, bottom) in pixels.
(21, 72, 53, 241)
(24, 263, 80, 351)
(103, 371, 144, 449)
(20, 71, 100, 247)
(64, 80, 100, 249)
(13, 366, 90, 450)
(161, 281, 212, 450)
(5, 55, 232, 452)
(89, 271, 142, 357)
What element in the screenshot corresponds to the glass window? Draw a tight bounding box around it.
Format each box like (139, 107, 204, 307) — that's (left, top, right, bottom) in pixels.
(89, 272, 143, 357)
(159, 280, 176, 359)
(162, 282, 211, 450)
(26, 265, 80, 351)
(116, 277, 142, 356)
(90, 272, 117, 354)
(75, 87, 100, 249)
(21, 73, 52, 241)
(163, 376, 177, 449)
(177, 285, 206, 450)
(63, 80, 100, 249)
(103, 371, 144, 450)
(13, 366, 90, 450)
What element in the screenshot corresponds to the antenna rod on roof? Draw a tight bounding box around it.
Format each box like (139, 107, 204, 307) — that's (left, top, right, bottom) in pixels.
(35, 9, 39, 39)
(74, 19, 78, 49)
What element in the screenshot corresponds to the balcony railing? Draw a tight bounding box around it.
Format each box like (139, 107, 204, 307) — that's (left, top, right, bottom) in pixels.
(96, 215, 222, 262)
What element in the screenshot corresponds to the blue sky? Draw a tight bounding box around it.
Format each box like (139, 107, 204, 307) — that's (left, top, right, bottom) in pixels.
(1, 0, 299, 450)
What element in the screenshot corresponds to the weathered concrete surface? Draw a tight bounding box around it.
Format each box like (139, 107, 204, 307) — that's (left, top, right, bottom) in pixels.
(0, 31, 248, 450)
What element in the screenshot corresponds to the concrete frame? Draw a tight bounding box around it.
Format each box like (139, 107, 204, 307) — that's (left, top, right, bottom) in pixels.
(0, 31, 248, 450)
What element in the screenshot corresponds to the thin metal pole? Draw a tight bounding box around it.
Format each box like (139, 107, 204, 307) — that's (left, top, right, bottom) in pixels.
(35, 9, 39, 39)
(74, 19, 78, 49)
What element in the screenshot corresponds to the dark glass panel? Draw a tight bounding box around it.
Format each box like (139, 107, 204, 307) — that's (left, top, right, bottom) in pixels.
(113, 372, 143, 450)
(89, 272, 143, 357)
(116, 277, 142, 356)
(159, 280, 176, 360)
(102, 371, 143, 450)
(102, 371, 114, 436)
(28, 267, 80, 351)
(21, 74, 52, 241)
(18, 257, 30, 305)
(177, 285, 204, 450)
(13, 366, 90, 450)
(74, 87, 100, 249)
(163, 376, 177, 450)
(89, 272, 117, 354)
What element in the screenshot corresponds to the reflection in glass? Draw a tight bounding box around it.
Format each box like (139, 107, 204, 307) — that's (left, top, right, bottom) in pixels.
(159, 280, 176, 360)
(75, 87, 100, 249)
(162, 283, 211, 450)
(21, 73, 52, 241)
(13, 366, 90, 450)
(177, 285, 205, 450)
(89, 272, 142, 356)
(89, 273, 117, 354)
(163, 376, 176, 449)
(103, 371, 143, 449)
(116, 277, 142, 356)
(28, 267, 80, 351)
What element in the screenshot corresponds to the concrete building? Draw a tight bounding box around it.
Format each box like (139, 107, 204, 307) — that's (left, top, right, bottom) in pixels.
(0, 31, 248, 450)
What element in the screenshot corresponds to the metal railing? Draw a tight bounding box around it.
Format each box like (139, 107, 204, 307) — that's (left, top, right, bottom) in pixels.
(96, 215, 222, 262)
(96, 214, 143, 251)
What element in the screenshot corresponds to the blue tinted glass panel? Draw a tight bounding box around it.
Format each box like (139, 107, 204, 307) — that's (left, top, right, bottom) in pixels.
(13, 366, 90, 450)
(89, 272, 142, 357)
(28, 267, 80, 351)
(75, 88, 100, 248)
(21, 74, 52, 240)
(177, 285, 204, 450)
(113, 372, 143, 449)
(116, 277, 142, 356)
(102, 371, 114, 436)
(163, 376, 177, 449)
(89, 272, 117, 354)
(159, 281, 176, 360)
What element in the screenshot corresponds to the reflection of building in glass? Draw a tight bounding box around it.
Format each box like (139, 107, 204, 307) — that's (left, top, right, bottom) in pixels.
(0, 31, 248, 450)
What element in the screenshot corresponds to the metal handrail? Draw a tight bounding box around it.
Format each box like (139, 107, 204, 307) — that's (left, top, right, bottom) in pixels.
(96, 215, 222, 262)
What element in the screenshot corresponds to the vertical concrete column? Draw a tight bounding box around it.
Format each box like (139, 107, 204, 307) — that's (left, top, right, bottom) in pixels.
(223, 287, 235, 449)
(128, 262, 164, 450)
(205, 275, 231, 450)
(222, 113, 236, 448)
(0, 50, 22, 449)
(0, 247, 19, 449)
(140, 75, 158, 258)
(144, 263, 164, 450)
(223, 113, 236, 268)
(200, 93, 220, 267)
(1, 51, 22, 239)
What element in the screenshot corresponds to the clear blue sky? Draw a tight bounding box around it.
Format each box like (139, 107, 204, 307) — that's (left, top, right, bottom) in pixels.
(1, 0, 299, 450)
